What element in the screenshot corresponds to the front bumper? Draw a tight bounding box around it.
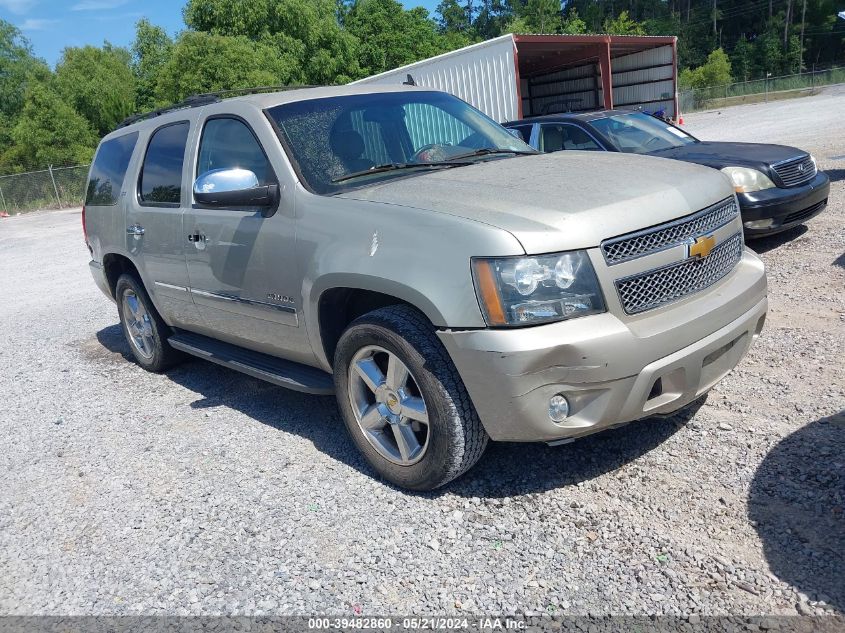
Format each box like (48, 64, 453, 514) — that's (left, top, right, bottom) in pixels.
(739, 171, 830, 237)
(438, 251, 767, 442)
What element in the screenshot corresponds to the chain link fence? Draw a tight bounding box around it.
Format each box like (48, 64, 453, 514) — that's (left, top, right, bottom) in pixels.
(679, 65, 845, 113)
(0, 165, 89, 215)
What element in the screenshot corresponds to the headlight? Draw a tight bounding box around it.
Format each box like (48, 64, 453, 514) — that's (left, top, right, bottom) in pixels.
(721, 166, 776, 193)
(472, 251, 606, 326)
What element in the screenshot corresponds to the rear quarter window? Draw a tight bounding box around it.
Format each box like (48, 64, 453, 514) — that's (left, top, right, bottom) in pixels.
(85, 132, 139, 206)
(139, 121, 190, 205)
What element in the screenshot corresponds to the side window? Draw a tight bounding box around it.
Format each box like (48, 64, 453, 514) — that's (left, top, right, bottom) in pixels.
(540, 124, 601, 152)
(509, 125, 532, 143)
(197, 118, 276, 185)
(139, 122, 190, 205)
(85, 132, 139, 206)
(539, 125, 565, 152)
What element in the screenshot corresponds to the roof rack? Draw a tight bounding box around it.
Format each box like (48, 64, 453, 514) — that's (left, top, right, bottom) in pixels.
(116, 94, 221, 129)
(115, 84, 323, 130)
(194, 84, 322, 99)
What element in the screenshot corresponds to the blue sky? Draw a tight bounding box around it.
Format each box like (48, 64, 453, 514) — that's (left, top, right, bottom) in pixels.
(0, 0, 442, 67)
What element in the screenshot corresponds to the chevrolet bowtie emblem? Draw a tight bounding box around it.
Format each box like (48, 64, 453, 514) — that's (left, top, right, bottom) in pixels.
(688, 234, 716, 259)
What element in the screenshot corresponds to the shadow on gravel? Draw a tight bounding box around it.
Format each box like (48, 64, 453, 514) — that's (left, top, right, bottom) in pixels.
(748, 410, 845, 613)
(834, 253, 845, 269)
(440, 399, 703, 498)
(95, 323, 702, 496)
(95, 324, 373, 474)
(824, 169, 845, 183)
(747, 225, 808, 254)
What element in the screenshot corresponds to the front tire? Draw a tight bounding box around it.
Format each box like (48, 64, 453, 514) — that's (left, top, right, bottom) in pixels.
(115, 273, 183, 372)
(334, 305, 488, 490)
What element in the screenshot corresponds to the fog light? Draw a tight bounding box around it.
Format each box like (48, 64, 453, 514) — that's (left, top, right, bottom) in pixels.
(548, 394, 570, 423)
(744, 218, 775, 229)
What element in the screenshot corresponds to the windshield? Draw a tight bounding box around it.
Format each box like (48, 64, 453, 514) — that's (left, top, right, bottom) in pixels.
(266, 90, 534, 194)
(590, 112, 698, 154)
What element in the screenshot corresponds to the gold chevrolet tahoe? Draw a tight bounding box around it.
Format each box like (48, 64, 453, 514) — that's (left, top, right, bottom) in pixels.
(83, 85, 768, 490)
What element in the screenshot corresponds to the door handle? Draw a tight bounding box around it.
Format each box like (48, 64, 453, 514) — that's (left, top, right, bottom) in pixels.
(126, 224, 145, 236)
(188, 232, 207, 244)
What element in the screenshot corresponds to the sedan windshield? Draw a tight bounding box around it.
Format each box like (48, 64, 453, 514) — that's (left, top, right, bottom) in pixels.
(266, 90, 534, 194)
(590, 112, 698, 154)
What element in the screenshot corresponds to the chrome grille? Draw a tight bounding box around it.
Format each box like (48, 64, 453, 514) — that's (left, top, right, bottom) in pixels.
(601, 198, 738, 265)
(772, 155, 816, 187)
(615, 233, 744, 315)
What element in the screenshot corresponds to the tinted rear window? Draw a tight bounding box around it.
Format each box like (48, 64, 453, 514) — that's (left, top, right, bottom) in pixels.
(85, 132, 139, 206)
(139, 122, 190, 205)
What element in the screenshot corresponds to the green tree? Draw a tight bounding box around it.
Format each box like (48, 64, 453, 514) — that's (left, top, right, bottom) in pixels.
(267, 0, 360, 84)
(756, 30, 783, 77)
(54, 44, 136, 136)
(183, 0, 275, 39)
(184, 0, 359, 85)
(132, 19, 173, 110)
(0, 19, 50, 121)
(344, 0, 445, 76)
(8, 84, 97, 170)
(784, 33, 802, 74)
(436, 0, 471, 33)
(731, 35, 754, 82)
(603, 10, 645, 35)
(560, 8, 587, 34)
(154, 31, 298, 103)
(679, 47, 733, 90)
(519, 0, 561, 33)
(473, 0, 514, 39)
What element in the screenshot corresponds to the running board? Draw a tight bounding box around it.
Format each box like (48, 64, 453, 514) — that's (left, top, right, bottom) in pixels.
(168, 331, 334, 395)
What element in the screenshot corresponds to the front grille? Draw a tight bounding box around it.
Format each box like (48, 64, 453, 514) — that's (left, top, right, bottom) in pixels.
(772, 155, 816, 187)
(615, 232, 744, 315)
(783, 198, 827, 225)
(601, 198, 738, 265)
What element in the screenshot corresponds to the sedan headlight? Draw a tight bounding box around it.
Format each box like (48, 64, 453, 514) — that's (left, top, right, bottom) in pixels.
(472, 251, 606, 326)
(721, 166, 776, 193)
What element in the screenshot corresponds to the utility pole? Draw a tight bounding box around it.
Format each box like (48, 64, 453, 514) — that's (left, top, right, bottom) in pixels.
(784, 0, 792, 48)
(800, 0, 807, 69)
(712, 0, 717, 35)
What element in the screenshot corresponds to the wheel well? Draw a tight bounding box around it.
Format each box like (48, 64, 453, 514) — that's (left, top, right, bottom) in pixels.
(102, 254, 141, 298)
(319, 288, 411, 366)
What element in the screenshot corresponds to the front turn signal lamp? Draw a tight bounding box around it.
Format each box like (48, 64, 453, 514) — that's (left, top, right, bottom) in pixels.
(472, 251, 606, 327)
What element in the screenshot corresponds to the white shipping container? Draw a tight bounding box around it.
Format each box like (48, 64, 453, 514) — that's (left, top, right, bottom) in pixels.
(353, 34, 679, 122)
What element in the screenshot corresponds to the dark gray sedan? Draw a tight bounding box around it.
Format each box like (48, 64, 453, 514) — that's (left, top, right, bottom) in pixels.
(504, 111, 829, 238)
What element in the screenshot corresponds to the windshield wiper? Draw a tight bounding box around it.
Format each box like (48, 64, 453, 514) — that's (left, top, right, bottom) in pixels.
(447, 147, 538, 161)
(331, 161, 472, 183)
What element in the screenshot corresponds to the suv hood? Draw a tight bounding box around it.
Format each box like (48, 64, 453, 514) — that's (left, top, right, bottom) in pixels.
(649, 141, 806, 171)
(336, 151, 735, 254)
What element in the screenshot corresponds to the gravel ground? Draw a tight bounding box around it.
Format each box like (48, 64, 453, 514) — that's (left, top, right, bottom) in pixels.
(0, 88, 842, 618)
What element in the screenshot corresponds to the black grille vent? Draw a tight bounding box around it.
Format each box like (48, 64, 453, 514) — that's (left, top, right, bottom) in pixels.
(772, 155, 816, 187)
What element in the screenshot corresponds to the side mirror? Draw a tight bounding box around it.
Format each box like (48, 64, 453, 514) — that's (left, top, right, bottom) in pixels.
(193, 168, 279, 217)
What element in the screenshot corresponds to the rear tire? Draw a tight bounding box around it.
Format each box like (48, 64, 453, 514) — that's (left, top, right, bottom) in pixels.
(334, 305, 488, 490)
(115, 273, 183, 372)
